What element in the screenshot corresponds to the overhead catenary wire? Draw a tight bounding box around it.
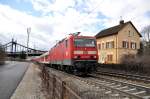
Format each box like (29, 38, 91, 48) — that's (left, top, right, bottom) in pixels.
(60, 0, 104, 41)
(65, 0, 142, 39)
(77, 0, 104, 26)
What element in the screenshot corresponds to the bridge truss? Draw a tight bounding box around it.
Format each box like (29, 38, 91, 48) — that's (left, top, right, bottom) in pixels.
(1, 39, 47, 57)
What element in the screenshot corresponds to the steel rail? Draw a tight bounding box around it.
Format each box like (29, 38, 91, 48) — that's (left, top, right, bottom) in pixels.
(45, 66, 150, 99)
(89, 74, 150, 99)
(96, 70, 150, 83)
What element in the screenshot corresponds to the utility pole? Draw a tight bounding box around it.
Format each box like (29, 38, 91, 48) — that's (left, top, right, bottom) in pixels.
(27, 27, 31, 58)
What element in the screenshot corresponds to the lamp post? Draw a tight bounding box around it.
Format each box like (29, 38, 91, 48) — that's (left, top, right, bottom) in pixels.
(27, 27, 31, 58)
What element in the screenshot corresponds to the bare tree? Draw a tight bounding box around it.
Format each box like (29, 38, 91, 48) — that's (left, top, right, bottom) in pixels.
(141, 25, 150, 42)
(141, 25, 150, 55)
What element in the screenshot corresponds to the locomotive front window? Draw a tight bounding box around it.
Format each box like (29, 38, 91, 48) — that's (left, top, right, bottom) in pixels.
(74, 38, 96, 47)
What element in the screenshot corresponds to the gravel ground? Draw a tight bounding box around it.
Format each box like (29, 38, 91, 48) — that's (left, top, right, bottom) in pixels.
(11, 63, 46, 99)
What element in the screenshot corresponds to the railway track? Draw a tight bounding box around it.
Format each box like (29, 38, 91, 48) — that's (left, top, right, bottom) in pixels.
(57, 70, 150, 98)
(96, 69, 150, 83)
(45, 66, 150, 99)
(83, 74, 150, 99)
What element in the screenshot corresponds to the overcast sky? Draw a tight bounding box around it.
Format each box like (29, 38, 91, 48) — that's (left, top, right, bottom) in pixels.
(0, 0, 150, 50)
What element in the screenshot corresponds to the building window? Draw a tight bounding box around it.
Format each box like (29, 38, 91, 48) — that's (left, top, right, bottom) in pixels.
(133, 32, 135, 36)
(98, 43, 101, 49)
(122, 41, 129, 48)
(128, 30, 135, 37)
(128, 31, 131, 37)
(106, 41, 114, 49)
(107, 54, 113, 61)
(106, 42, 109, 49)
(131, 42, 136, 49)
(102, 43, 105, 49)
(111, 41, 114, 48)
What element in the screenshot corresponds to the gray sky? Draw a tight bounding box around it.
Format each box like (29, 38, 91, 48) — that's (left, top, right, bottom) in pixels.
(0, 0, 150, 50)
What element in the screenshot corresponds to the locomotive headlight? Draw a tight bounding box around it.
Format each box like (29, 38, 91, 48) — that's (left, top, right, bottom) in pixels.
(74, 56, 78, 59)
(74, 56, 80, 59)
(94, 56, 97, 58)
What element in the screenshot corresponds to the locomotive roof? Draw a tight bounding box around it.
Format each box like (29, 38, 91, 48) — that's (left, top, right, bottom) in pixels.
(74, 36, 95, 39)
(51, 34, 95, 49)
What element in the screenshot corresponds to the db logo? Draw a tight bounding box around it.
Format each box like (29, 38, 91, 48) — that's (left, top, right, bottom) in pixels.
(83, 51, 88, 54)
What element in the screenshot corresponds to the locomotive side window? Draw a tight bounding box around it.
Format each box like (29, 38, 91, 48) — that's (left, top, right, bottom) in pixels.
(74, 38, 96, 47)
(65, 40, 68, 48)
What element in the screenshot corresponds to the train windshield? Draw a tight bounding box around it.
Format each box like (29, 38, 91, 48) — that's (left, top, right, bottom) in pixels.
(74, 38, 96, 47)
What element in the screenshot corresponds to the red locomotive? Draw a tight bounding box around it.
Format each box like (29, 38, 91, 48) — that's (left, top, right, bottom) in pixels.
(34, 32, 98, 75)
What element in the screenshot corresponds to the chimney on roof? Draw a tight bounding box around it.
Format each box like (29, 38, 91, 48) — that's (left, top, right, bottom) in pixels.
(119, 20, 124, 25)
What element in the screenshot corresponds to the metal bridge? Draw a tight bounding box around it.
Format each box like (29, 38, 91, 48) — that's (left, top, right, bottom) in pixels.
(1, 39, 47, 58)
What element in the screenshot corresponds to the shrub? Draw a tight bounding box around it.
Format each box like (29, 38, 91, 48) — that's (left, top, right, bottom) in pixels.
(120, 54, 150, 74)
(0, 44, 6, 65)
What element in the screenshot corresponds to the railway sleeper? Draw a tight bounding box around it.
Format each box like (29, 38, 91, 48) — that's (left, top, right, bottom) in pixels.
(143, 95, 150, 99)
(105, 91, 112, 94)
(111, 84, 122, 88)
(89, 77, 150, 99)
(100, 82, 112, 85)
(116, 86, 128, 90)
(84, 79, 146, 99)
(123, 88, 136, 92)
(105, 83, 116, 86)
(110, 93, 120, 97)
(104, 90, 122, 97)
(132, 90, 146, 95)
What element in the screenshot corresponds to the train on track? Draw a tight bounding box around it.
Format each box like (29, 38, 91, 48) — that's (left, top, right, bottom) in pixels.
(33, 32, 98, 75)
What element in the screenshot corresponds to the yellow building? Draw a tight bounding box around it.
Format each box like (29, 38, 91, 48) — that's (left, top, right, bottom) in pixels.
(95, 20, 142, 64)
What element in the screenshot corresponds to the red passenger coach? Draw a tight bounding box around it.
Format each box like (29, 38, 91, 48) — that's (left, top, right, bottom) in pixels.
(35, 32, 98, 75)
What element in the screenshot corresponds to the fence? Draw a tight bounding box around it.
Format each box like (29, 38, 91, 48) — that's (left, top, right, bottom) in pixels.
(40, 65, 82, 99)
(39, 64, 125, 99)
